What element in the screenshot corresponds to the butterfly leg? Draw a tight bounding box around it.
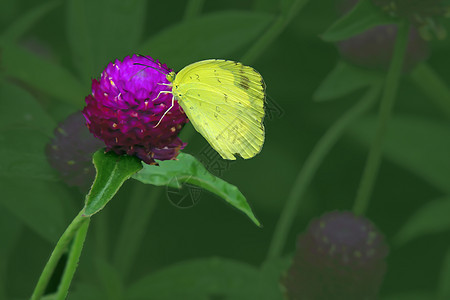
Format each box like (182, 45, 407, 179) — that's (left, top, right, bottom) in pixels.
(154, 95, 175, 128)
(152, 90, 172, 102)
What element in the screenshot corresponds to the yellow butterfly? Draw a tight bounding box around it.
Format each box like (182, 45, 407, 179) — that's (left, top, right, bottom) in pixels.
(161, 59, 266, 160)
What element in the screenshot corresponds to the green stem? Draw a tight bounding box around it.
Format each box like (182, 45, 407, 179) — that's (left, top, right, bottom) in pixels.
(31, 210, 90, 300)
(183, 0, 205, 21)
(55, 219, 90, 300)
(94, 209, 109, 260)
(112, 183, 160, 281)
(352, 21, 410, 216)
(410, 62, 450, 119)
(266, 85, 380, 260)
(241, 0, 309, 64)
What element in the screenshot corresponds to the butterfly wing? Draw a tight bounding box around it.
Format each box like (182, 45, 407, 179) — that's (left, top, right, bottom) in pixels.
(173, 60, 265, 160)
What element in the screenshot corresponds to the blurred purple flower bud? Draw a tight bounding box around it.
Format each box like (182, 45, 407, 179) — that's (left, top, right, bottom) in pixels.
(337, 24, 429, 72)
(46, 111, 103, 192)
(281, 211, 389, 300)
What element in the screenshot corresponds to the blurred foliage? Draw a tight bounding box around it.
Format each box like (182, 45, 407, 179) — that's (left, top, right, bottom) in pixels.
(0, 0, 450, 299)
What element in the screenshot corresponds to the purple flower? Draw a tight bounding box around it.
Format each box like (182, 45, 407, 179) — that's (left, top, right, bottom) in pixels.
(281, 211, 389, 300)
(82, 54, 188, 165)
(335, 0, 430, 72)
(46, 111, 103, 191)
(337, 24, 429, 72)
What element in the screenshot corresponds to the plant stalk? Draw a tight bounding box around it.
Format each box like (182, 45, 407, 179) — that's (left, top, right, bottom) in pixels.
(266, 85, 380, 260)
(31, 210, 89, 300)
(352, 21, 410, 215)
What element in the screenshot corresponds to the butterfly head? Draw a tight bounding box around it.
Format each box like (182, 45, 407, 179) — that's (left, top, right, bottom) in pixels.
(166, 71, 176, 83)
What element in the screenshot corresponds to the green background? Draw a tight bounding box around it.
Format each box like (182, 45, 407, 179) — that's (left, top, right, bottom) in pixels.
(1, 0, 450, 299)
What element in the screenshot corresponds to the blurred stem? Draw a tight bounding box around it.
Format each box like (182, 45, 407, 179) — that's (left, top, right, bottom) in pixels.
(0, 222, 22, 300)
(410, 62, 450, 119)
(31, 210, 90, 300)
(94, 209, 109, 260)
(437, 246, 450, 300)
(112, 182, 160, 281)
(266, 84, 380, 260)
(352, 21, 409, 216)
(183, 0, 205, 20)
(241, 0, 309, 64)
(55, 219, 90, 300)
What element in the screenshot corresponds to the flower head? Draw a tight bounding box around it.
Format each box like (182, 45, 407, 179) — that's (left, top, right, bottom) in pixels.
(337, 24, 429, 72)
(46, 111, 103, 191)
(372, 0, 450, 39)
(281, 211, 389, 300)
(82, 55, 188, 164)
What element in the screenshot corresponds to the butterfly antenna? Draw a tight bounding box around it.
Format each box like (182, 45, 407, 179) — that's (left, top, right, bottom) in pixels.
(154, 96, 175, 128)
(133, 63, 169, 76)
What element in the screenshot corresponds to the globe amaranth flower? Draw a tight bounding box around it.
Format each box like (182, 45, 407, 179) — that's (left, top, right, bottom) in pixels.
(46, 111, 103, 192)
(372, 0, 450, 39)
(336, 0, 429, 72)
(82, 55, 188, 165)
(281, 211, 389, 300)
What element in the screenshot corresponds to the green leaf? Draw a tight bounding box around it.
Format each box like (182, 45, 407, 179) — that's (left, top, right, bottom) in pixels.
(132, 153, 261, 226)
(350, 115, 450, 193)
(321, 0, 395, 42)
(66, 282, 104, 300)
(139, 11, 274, 69)
(0, 177, 71, 243)
(0, 209, 22, 297)
(0, 0, 60, 42)
(66, 0, 146, 82)
(394, 197, 450, 246)
(0, 42, 86, 108)
(127, 257, 259, 300)
(313, 61, 383, 101)
(410, 63, 450, 118)
(381, 291, 435, 300)
(438, 247, 450, 300)
(0, 129, 57, 181)
(83, 150, 143, 216)
(0, 79, 55, 134)
(254, 257, 292, 300)
(93, 259, 124, 300)
(0, 80, 57, 180)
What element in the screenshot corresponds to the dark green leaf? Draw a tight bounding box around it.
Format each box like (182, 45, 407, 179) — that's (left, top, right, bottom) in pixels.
(410, 63, 450, 118)
(93, 259, 124, 300)
(0, 80, 55, 134)
(0, 42, 86, 108)
(0, 81, 57, 180)
(350, 115, 450, 193)
(394, 197, 450, 246)
(321, 0, 394, 42)
(381, 292, 436, 300)
(0, 0, 60, 42)
(0, 210, 22, 293)
(83, 150, 143, 216)
(313, 61, 383, 101)
(0, 129, 57, 180)
(132, 153, 261, 226)
(127, 257, 259, 300)
(254, 257, 292, 300)
(66, 0, 146, 81)
(67, 282, 104, 300)
(438, 247, 450, 300)
(0, 177, 71, 243)
(139, 11, 274, 69)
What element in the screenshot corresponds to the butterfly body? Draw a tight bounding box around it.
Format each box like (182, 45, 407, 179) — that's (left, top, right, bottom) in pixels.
(167, 59, 265, 160)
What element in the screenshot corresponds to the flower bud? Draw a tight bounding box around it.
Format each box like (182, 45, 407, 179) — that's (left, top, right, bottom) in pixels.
(281, 211, 389, 300)
(46, 111, 103, 191)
